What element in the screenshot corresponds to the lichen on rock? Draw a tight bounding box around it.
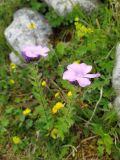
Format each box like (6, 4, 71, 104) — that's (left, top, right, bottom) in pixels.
(43, 0, 100, 16)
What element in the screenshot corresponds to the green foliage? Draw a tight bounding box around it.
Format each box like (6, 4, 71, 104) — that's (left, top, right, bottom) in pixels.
(92, 123, 113, 156)
(45, 5, 89, 27)
(30, 0, 47, 12)
(0, 1, 120, 159)
(29, 0, 89, 27)
(45, 9, 64, 27)
(29, 63, 76, 140)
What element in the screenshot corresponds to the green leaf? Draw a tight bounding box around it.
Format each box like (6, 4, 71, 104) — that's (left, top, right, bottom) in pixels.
(103, 134, 113, 155)
(98, 139, 103, 145)
(14, 97, 21, 103)
(5, 106, 14, 114)
(56, 42, 65, 55)
(92, 123, 104, 136)
(61, 80, 74, 90)
(0, 94, 8, 105)
(75, 45, 88, 57)
(26, 119, 33, 129)
(103, 109, 117, 124)
(97, 145, 104, 157)
(30, 0, 43, 11)
(1, 118, 9, 127)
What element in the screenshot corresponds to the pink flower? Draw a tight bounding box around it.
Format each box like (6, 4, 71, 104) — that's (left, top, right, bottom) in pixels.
(63, 63, 100, 87)
(22, 45, 50, 62)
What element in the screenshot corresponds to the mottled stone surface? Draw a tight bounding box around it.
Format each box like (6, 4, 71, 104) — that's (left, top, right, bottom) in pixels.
(112, 44, 120, 123)
(43, 0, 100, 16)
(4, 8, 52, 65)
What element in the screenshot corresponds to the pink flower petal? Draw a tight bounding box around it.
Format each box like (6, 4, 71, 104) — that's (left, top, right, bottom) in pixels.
(37, 46, 50, 56)
(63, 70, 77, 82)
(22, 45, 50, 58)
(41, 47, 50, 53)
(22, 46, 39, 58)
(67, 63, 92, 75)
(77, 77, 91, 87)
(85, 73, 101, 78)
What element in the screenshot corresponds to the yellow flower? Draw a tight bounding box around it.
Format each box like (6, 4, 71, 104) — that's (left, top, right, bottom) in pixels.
(55, 92, 60, 98)
(50, 128, 59, 139)
(23, 108, 31, 115)
(75, 21, 93, 38)
(12, 136, 21, 144)
(87, 28, 93, 33)
(27, 22, 37, 29)
(67, 91, 72, 97)
(73, 60, 80, 64)
(41, 81, 47, 87)
(10, 63, 16, 70)
(9, 79, 15, 85)
(52, 102, 64, 114)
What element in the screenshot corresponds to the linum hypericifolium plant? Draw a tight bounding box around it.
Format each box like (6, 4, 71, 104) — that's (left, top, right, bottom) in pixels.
(22, 39, 101, 156)
(27, 56, 101, 136)
(28, 64, 76, 141)
(23, 59, 103, 160)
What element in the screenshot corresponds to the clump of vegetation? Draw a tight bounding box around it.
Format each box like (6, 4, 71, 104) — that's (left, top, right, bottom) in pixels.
(0, 0, 120, 159)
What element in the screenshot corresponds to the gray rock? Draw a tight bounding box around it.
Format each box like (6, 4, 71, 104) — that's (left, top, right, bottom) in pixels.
(43, 0, 100, 16)
(112, 44, 120, 123)
(4, 8, 52, 65)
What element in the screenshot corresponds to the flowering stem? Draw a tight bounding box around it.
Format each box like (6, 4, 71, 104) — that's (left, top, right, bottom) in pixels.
(85, 87, 103, 127)
(38, 83, 48, 122)
(51, 80, 67, 101)
(29, 65, 48, 122)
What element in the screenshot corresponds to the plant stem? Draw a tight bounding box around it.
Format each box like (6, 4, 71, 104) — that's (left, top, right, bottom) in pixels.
(86, 87, 103, 127)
